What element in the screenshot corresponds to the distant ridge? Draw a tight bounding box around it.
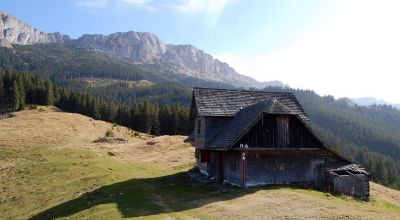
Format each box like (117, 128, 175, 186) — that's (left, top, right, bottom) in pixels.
(351, 97, 400, 109)
(0, 11, 285, 89)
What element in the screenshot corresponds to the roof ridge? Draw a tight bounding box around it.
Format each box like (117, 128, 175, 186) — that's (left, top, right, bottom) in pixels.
(268, 99, 294, 114)
(193, 87, 296, 95)
(192, 87, 309, 121)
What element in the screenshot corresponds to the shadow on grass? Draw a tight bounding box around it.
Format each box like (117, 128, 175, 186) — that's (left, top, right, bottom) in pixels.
(30, 169, 305, 219)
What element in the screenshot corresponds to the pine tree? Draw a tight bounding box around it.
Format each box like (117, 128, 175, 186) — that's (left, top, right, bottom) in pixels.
(11, 80, 20, 110)
(44, 81, 54, 105)
(150, 104, 160, 135)
(17, 76, 25, 110)
(376, 160, 389, 185)
(116, 106, 130, 127)
(90, 98, 101, 120)
(53, 84, 60, 104)
(129, 104, 140, 131)
(159, 105, 173, 134)
(142, 101, 152, 134)
(0, 74, 4, 105)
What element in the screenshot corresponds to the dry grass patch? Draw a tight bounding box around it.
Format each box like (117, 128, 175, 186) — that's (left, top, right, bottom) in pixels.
(75, 77, 155, 88)
(89, 135, 195, 173)
(371, 182, 400, 208)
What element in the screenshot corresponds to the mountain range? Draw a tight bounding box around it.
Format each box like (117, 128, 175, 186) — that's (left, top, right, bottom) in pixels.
(351, 97, 400, 109)
(0, 11, 284, 89)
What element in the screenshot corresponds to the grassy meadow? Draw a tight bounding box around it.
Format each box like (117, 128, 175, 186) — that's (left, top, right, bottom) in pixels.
(0, 106, 399, 219)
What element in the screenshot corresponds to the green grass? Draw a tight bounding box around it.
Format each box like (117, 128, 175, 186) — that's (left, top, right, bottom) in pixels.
(2, 143, 400, 220)
(0, 140, 234, 219)
(371, 199, 400, 213)
(0, 141, 220, 220)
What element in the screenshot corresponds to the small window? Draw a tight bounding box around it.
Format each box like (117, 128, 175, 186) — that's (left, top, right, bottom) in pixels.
(197, 119, 201, 134)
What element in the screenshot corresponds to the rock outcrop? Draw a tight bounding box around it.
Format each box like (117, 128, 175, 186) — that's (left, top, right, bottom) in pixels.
(74, 32, 167, 63)
(0, 12, 70, 47)
(73, 33, 268, 87)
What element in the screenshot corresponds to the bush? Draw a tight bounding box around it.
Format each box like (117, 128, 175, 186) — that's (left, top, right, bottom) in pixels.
(105, 130, 115, 137)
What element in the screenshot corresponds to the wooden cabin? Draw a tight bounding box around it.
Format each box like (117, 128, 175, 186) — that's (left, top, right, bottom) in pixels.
(189, 88, 370, 200)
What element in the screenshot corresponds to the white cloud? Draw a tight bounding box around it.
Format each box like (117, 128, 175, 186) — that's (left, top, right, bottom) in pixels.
(118, 0, 154, 10)
(75, 0, 232, 21)
(173, 0, 233, 21)
(217, 0, 400, 103)
(75, 0, 108, 8)
(121, 0, 150, 5)
(75, 0, 154, 10)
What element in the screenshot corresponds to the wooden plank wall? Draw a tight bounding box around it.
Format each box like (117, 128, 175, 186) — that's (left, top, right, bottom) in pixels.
(222, 151, 241, 185)
(245, 151, 320, 186)
(234, 114, 321, 148)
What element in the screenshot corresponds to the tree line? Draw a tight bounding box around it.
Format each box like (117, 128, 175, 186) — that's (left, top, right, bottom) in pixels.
(0, 71, 191, 135)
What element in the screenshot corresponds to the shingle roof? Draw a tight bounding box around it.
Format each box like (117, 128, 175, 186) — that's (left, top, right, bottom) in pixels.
(206, 99, 295, 148)
(193, 88, 309, 121)
(328, 164, 369, 176)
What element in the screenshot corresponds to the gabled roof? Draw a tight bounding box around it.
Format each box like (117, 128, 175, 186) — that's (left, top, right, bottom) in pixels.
(192, 88, 309, 121)
(190, 87, 354, 164)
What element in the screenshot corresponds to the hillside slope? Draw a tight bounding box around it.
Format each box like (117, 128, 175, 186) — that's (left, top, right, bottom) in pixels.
(0, 107, 399, 219)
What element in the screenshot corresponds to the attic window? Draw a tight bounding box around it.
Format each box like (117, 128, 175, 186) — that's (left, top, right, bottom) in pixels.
(197, 120, 201, 134)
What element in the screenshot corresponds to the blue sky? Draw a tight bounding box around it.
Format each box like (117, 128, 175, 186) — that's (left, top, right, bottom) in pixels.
(2, 0, 400, 103)
(1, 0, 334, 55)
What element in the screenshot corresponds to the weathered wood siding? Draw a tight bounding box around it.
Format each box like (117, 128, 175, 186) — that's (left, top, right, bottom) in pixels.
(244, 151, 340, 186)
(195, 148, 208, 175)
(234, 114, 322, 148)
(207, 151, 218, 177)
(223, 151, 241, 185)
(326, 173, 370, 200)
(196, 159, 208, 175)
(200, 149, 346, 187)
(276, 115, 290, 147)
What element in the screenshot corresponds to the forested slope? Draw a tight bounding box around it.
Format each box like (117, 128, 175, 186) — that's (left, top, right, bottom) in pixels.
(0, 44, 229, 105)
(0, 72, 191, 136)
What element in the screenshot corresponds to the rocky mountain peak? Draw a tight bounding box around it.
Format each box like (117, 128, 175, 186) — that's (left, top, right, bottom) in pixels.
(0, 12, 70, 47)
(74, 31, 167, 63)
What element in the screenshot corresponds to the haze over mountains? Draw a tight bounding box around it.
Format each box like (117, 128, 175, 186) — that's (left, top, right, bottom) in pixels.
(351, 97, 400, 109)
(0, 11, 285, 89)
